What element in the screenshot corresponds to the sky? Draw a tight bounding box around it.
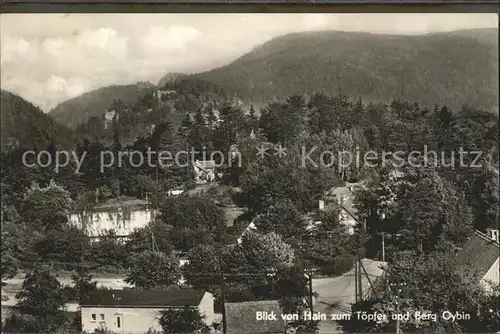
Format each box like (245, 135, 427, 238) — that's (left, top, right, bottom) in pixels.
(1, 13, 498, 112)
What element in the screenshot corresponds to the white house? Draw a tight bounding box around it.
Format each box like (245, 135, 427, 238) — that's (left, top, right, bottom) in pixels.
(155, 90, 176, 102)
(104, 109, 117, 129)
(80, 289, 215, 334)
(69, 197, 154, 239)
(167, 188, 184, 196)
(454, 229, 499, 293)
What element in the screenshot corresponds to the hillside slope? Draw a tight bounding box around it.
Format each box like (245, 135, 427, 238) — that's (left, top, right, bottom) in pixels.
(191, 29, 499, 110)
(1, 90, 74, 151)
(49, 82, 155, 128)
(71, 77, 236, 146)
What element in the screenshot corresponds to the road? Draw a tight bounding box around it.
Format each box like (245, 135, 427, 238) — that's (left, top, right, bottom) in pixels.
(2, 260, 385, 333)
(312, 259, 386, 333)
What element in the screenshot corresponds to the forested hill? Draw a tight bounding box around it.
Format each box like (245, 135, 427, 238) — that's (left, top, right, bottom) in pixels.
(49, 82, 155, 128)
(0, 90, 74, 151)
(190, 28, 499, 110)
(70, 77, 238, 146)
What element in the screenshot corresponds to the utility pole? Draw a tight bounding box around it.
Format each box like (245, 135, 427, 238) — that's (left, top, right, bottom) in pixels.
(380, 213, 387, 263)
(306, 270, 314, 314)
(217, 254, 227, 334)
(389, 281, 407, 333)
(150, 231, 156, 252)
(220, 274, 227, 334)
(354, 256, 358, 303)
(80, 240, 84, 305)
(144, 192, 150, 211)
(357, 259, 363, 301)
(396, 299, 401, 334)
(381, 232, 386, 262)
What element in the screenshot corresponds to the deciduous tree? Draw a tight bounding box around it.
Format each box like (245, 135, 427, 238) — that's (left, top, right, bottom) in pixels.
(125, 250, 181, 289)
(159, 306, 210, 333)
(241, 231, 295, 270)
(5, 267, 68, 333)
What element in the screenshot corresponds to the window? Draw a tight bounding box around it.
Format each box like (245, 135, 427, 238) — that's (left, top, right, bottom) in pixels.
(100, 314, 105, 321)
(116, 316, 121, 328)
(91, 314, 96, 321)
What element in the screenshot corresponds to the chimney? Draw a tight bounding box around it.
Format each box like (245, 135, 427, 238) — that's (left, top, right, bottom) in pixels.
(487, 229, 499, 243)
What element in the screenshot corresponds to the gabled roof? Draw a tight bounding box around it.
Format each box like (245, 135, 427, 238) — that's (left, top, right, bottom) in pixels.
(454, 230, 500, 279)
(80, 289, 206, 308)
(340, 199, 359, 216)
(225, 300, 285, 334)
(194, 160, 216, 169)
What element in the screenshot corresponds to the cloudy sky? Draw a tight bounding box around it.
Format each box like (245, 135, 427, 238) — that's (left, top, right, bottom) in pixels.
(1, 13, 498, 112)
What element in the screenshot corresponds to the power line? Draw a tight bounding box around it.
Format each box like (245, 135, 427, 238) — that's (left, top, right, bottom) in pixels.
(13, 262, 317, 278)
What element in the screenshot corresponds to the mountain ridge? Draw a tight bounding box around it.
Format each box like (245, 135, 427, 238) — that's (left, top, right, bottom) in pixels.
(46, 28, 498, 129)
(190, 28, 498, 110)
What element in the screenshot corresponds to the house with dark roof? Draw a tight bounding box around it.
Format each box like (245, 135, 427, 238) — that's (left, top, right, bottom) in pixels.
(69, 197, 155, 241)
(193, 160, 217, 184)
(225, 300, 285, 334)
(80, 289, 215, 333)
(454, 229, 499, 292)
(319, 183, 365, 235)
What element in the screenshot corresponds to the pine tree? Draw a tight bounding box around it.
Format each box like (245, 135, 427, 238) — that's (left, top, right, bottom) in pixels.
(189, 109, 209, 152)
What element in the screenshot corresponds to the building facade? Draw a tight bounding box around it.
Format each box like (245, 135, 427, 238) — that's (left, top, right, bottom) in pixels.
(80, 289, 215, 334)
(69, 198, 154, 238)
(321, 183, 365, 235)
(193, 160, 216, 184)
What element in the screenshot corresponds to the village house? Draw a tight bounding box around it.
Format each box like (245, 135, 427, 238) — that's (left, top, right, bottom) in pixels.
(167, 188, 184, 196)
(225, 300, 285, 334)
(454, 229, 499, 293)
(69, 197, 155, 241)
(80, 289, 215, 334)
(193, 160, 216, 184)
(155, 89, 176, 102)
